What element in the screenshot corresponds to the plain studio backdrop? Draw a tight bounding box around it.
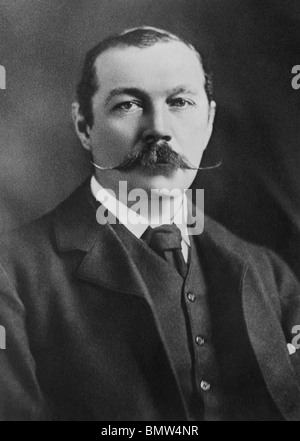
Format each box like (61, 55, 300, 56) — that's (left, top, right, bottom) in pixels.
(0, 0, 299, 278)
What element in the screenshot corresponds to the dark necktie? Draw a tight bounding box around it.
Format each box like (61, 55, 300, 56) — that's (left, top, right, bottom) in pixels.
(141, 224, 187, 278)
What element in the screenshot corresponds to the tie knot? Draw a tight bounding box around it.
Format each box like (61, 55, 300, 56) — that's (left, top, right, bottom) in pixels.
(142, 224, 183, 256)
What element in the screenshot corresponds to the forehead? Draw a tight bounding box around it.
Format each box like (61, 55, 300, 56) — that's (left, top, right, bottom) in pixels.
(93, 41, 206, 97)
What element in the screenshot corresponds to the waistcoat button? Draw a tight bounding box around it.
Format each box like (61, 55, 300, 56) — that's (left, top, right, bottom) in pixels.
(195, 335, 205, 346)
(200, 381, 211, 392)
(187, 292, 195, 302)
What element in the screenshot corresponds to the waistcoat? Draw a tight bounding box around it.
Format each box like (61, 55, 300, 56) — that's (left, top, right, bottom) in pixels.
(111, 223, 282, 421)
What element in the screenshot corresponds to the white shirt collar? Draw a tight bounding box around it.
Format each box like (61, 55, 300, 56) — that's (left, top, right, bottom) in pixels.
(91, 176, 190, 249)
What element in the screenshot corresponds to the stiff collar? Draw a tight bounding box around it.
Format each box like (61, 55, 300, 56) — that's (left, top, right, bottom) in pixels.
(91, 176, 190, 249)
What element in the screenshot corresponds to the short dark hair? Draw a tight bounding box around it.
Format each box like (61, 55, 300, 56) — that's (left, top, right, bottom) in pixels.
(76, 26, 214, 129)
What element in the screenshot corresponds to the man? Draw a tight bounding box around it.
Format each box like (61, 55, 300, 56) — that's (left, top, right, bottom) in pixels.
(0, 26, 300, 421)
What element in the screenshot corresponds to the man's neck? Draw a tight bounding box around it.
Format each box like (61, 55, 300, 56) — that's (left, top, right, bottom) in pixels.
(94, 173, 186, 226)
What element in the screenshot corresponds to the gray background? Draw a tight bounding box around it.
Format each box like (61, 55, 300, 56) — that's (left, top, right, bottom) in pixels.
(0, 0, 299, 276)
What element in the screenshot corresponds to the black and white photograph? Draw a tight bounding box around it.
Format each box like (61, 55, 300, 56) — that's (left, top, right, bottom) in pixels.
(0, 0, 300, 422)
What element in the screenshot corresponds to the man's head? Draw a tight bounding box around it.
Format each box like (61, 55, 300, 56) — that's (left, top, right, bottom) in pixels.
(72, 26, 216, 195)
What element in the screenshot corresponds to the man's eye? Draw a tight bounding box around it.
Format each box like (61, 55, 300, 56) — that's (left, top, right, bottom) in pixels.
(114, 101, 142, 111)
(168, 98, 194, 108)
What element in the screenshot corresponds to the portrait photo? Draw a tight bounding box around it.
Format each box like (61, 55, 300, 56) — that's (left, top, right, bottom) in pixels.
(0, 0, 300, 422)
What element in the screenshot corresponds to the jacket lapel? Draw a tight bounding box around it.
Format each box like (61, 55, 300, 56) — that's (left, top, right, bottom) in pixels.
(54, 180, 149, 298)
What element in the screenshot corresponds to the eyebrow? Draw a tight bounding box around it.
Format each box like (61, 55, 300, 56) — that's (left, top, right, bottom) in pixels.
(105, 88, 148, 106)
(167, 86, 199, 97)
(104, 85, 199, 106)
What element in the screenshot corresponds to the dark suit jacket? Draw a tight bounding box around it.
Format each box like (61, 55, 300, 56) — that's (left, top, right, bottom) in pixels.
(0, 179, 300, 421)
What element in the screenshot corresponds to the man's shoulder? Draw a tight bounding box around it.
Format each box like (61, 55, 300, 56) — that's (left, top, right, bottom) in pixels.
(202, 215, 290, 277)
(200, 216, 300, 314)
(0, 209, 54, 254)
(0, 179, 92, 264)
(203, 215, 263, 259)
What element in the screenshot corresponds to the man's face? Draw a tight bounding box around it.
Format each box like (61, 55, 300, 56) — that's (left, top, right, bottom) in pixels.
(82, 41, 215, 194)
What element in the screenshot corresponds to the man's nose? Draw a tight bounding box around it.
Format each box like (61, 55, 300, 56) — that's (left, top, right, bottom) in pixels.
(142, 108, 172, 143)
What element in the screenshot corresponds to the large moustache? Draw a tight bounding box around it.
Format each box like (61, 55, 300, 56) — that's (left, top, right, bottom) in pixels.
(114, 141, 198, 172)
(92, 141, 208, 172)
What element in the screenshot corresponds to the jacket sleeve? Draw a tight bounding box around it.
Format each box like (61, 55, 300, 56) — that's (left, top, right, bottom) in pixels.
(265, 250, 300, 382)
(0, 260, 49, 421)
(267, 251, 300, 339)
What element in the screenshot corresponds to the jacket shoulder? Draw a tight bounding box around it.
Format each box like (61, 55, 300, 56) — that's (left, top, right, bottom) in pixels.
(0, 209, 54, 254)
(203, 216, 294, 279)
(0, 180, 88, 273)
(0, 179, 91, 258)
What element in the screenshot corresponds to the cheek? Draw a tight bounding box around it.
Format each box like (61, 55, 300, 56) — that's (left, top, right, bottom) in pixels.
(174, 116, 209, 145)
(172, 114, 210, 162)
(91, 118, 139, 148)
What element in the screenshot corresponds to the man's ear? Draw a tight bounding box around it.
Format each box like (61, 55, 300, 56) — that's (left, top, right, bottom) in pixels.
(208, 100, 217, 129)
(72, 102, 92, 151)
(202, 100, 217, 152)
